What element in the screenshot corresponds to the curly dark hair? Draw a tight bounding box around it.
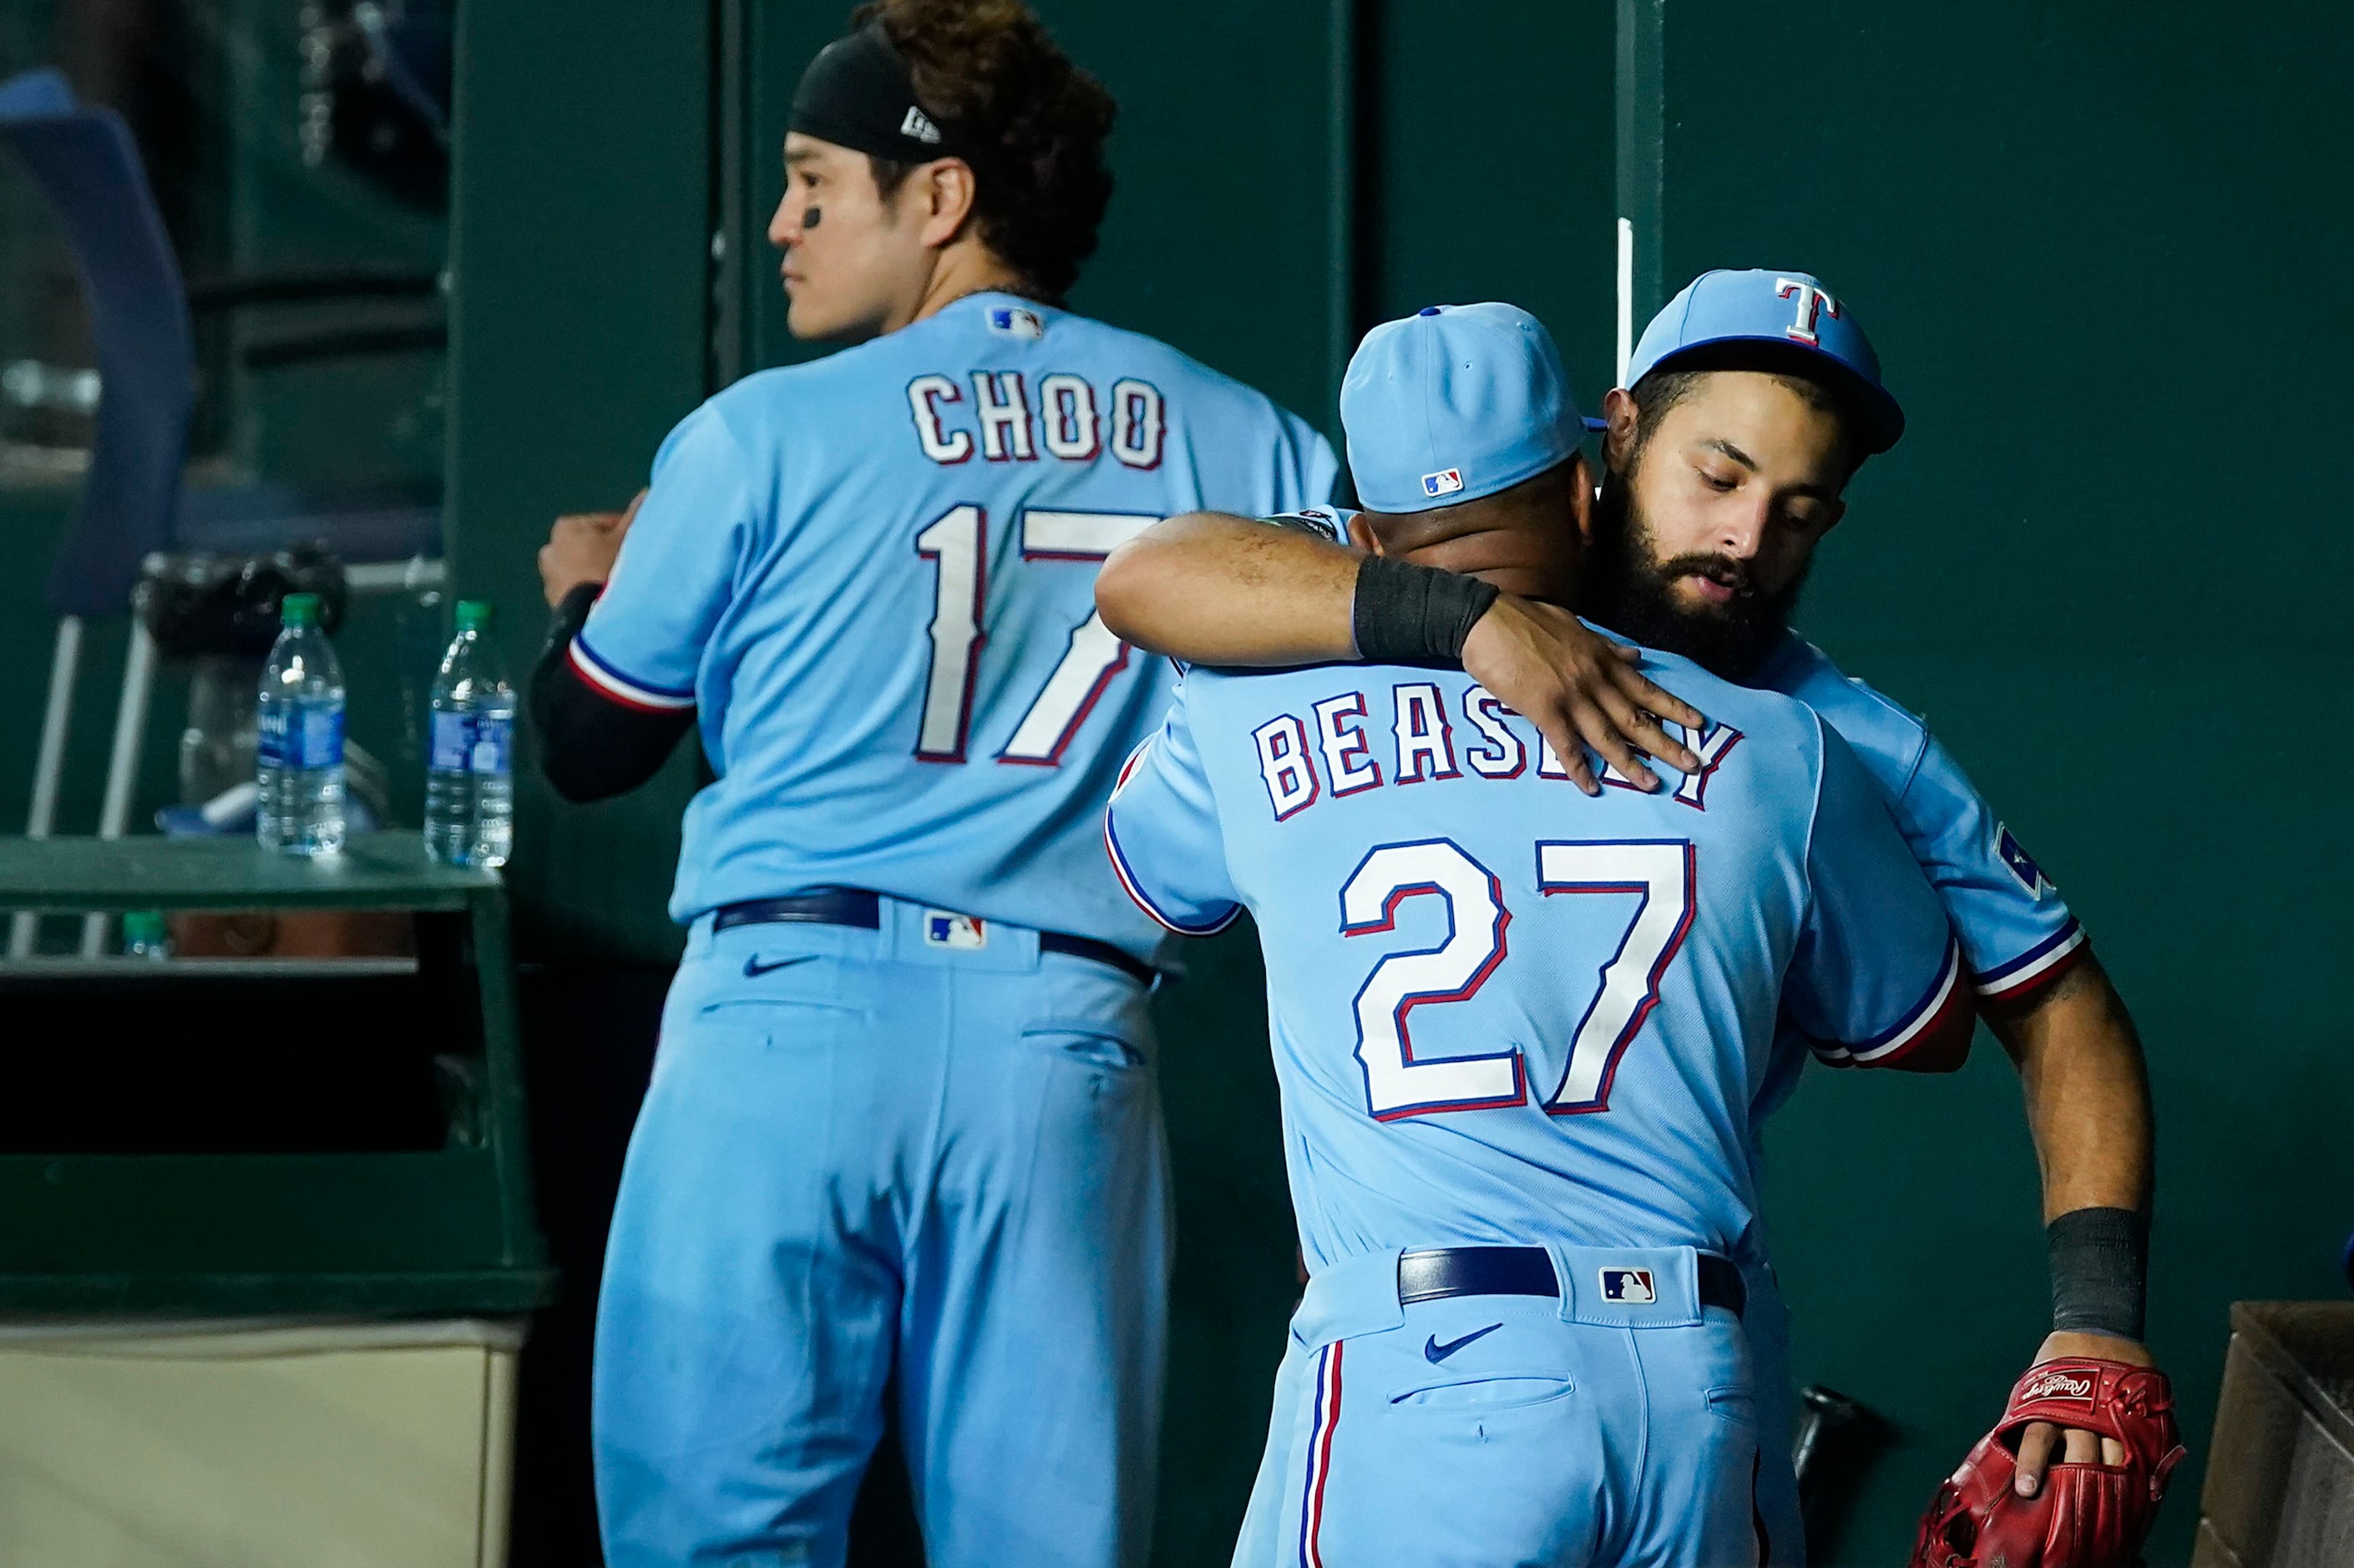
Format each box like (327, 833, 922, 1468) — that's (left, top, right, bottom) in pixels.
(853, 0, 1116, 303)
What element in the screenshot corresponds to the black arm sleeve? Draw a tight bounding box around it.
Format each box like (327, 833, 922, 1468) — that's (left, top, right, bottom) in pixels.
(528, 584, 696, 802)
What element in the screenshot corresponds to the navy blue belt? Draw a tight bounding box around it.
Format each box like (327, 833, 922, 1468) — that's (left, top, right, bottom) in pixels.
(713, 888, 1157, 988)
(1397, 1246, 1745, 1320)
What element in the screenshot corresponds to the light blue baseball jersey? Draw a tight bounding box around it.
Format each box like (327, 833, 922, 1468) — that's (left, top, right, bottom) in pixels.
(1105, 649, 1965, 1271)
(569, 292, 1337, 948)
(1751, 632, 2084, 999)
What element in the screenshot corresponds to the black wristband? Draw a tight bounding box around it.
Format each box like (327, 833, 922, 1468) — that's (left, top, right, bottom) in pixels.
(2048, 1206, 2149, 1341)
(545, 580, 601, 650)
(1351, 554, 1501, 664)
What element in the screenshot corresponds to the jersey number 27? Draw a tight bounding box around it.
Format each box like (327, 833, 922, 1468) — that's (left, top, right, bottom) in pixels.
(914, 505, 1158, 766)
(1340, 837, 1694, 1120)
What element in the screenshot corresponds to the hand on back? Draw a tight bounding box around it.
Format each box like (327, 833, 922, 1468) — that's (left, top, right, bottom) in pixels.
(1460, 595, 1705, 796)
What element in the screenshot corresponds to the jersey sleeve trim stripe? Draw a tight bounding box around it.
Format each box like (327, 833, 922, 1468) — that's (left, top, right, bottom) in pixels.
(1104, 740, 1242, 937)
(566, 634, 697, 712)
(1971, 918, 2088, 999)
(1811, 936, 1963, 1067)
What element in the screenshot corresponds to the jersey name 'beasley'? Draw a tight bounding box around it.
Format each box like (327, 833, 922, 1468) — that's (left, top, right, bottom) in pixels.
(1238, 675, 1747, 818)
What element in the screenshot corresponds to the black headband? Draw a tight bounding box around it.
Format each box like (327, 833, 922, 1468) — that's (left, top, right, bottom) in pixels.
(789, 21, 995, 175)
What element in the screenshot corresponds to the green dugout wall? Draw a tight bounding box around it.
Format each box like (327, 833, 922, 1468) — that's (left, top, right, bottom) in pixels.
(1640, 8, 2354, 1564)
(443, 3, 2353, 1561)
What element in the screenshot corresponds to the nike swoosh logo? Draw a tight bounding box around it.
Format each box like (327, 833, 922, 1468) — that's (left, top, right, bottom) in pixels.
(742, 955, 814, 979)
(1424, 1323, 1504, 1363)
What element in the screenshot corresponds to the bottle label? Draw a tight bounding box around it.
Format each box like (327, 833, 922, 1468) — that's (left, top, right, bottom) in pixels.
(257, 705, 290, 766)
(291, 703, 345, 769)
(469, 714, 514, 776)
(431, 711, 473, 771)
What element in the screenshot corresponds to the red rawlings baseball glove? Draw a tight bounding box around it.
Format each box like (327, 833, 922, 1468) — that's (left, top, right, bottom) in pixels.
(1909, 1358, 2188, 1568)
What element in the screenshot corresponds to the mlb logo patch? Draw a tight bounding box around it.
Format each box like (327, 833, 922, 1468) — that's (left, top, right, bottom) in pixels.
(1996, 826, 2048, 895)
(1421, 468, 1464, 498)
(1599, 1267, 1657, 1305)
(988, 305, 1045, 340)
(925, 911, 989, 949)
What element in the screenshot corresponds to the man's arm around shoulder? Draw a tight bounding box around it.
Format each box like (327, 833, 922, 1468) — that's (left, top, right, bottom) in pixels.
(1097, 511, 1361, 667)
(1097, 510, 1703, 794)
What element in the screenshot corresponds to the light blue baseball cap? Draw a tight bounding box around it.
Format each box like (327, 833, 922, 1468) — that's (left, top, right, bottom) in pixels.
(1628, 269, 1904, 454)
(1340, 303, 1588, 514)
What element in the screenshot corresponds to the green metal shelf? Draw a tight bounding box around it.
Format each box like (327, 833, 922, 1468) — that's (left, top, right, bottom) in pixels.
(0, 831, 495, 913)
(0, 832, 554, 1316)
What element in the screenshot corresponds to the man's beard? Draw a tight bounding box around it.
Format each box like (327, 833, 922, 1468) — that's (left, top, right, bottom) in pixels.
(1582, 471, 1809, 681)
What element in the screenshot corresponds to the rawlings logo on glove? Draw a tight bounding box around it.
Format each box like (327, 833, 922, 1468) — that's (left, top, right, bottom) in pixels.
(2017, 1369, 2095, 1404)
(1910, 1358, 2187, 1568)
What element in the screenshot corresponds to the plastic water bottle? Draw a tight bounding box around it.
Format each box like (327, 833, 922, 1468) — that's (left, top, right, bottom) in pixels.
(425, 600, 514, 868)
(256, 591, 347, 857)
(122, 910, 170, 961)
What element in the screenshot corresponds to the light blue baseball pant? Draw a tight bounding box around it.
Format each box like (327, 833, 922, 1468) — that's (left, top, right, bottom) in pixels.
(592, 898, 1172, 1567)
(1246, 1247, 1765, 1568)
(1233, 1256, 1803, 1567)
(1741, 1267, 1805, 1563)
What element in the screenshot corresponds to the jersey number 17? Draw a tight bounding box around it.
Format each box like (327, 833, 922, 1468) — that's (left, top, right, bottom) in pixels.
(914, 505, 1159, 766)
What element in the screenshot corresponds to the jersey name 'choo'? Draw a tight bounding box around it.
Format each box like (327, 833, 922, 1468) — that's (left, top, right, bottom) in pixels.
(906, 369, 1167, 469)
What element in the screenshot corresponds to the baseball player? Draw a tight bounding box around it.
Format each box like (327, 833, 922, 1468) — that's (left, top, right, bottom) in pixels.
(523, 5, 1349, 1563)
(1102, 303, 1982, 1563)
(1096, 276, 2179, 1565)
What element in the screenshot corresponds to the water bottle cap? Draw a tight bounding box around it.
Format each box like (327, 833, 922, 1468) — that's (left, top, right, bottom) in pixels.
(281, 592, 321, 627)
(456, 599, 494, 631)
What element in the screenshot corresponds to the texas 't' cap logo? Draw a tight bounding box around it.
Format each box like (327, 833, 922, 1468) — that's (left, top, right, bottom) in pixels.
(1775, 277, 1841, 346)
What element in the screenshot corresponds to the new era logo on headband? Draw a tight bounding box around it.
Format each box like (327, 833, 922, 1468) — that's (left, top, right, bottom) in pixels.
(1421, 468, 1464, 498)
(901, 105, 942, 144)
